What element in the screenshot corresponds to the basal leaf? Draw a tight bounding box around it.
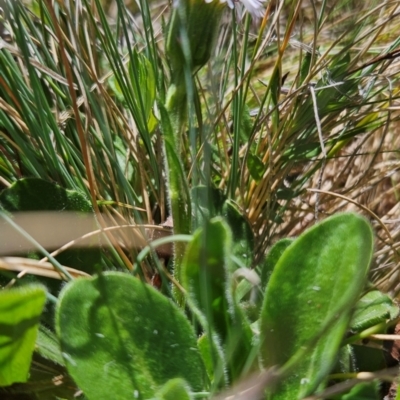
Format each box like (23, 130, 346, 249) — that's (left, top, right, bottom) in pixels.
(197, 333, 227, 386)
(222, 200, 254, 268)
(182, 218, 254, 380)
(260, 213, 373, 399)
(36, 325, 64, 366)
(338, 381, 380, 400)
(260, 238, 294, 291)
(351, 290, 399, 333)
(56, 272, 205, 400)
(155, 378, 193, 400)
(350, 344, 386, 373)
(181, 218, 232, 338)
(0, 285, 46, 386)
(191, 185, 225, 229)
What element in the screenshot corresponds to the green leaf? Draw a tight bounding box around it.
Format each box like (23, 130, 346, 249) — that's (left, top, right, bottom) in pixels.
(351, 290, 399, 333)
(260, 238, 294, 291)
(239, 105, 253, 142)
(350, 344, 386, 373)
(337, 381, 380, 400)
(0, 178, 92, 212)
(182, 218, 232, 338)
(335, 344, 355, 374)
(276, 187, 298, 200)
(260, 213, 374, 399)
(330, 52, 351, 80)
(129, 51, 157, 132)
(299, 52, 312, 85)
(0, 285, 46, 386)
(222, 200, 254, 268)
(247, 153, 265, 183)
(108, 74, 126, 105)
(36, 325, 64, 366)
(155, 378, 193, 400)
(191, 185, 225, 230)
(197, 333, 227, 386)
(197, 334, 214, 382)
(56, 272, 205, 400)
(181, 218, 254, 380)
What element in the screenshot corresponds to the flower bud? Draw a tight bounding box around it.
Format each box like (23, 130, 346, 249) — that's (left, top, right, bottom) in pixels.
(166, 0, 225, 74)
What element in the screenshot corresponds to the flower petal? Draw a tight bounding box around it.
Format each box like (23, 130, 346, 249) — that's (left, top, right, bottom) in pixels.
(204, 0, 265, 18)
(239, 0, 265, 19)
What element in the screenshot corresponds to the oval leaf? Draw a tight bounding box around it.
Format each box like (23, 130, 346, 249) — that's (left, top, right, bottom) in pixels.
(56, 272, 205, 400)
(260, 213, 373, 399)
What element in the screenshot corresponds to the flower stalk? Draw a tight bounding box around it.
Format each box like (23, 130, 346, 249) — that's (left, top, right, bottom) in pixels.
(162, 0, 265, 302)
(162, 0, 225, 302)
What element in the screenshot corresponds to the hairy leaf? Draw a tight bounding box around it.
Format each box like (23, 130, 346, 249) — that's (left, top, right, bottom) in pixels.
(56, 272, 205, 400)
(260, 213, 373, 399)
(351, 290, 399, 333)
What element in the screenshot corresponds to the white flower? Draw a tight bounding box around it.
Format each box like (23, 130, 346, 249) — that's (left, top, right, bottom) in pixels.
(205, 0, 266, 19)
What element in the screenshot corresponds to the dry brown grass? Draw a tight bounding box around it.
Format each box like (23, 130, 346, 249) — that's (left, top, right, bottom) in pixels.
(202, 0, 400, 295)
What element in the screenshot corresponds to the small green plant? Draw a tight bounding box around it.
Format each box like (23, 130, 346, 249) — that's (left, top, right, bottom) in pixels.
(3, 210, 394, 399)
(0, 0, 400, 398)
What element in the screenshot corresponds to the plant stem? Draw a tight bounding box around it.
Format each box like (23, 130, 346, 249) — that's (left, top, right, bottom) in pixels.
(160, 74, 192, 305)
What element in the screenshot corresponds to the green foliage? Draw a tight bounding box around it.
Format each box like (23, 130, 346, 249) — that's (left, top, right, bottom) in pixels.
(0, 178, 92, 212)
(128, 50, 157, 133)
(191, 185, 225, 228)
(191, 188, 254, 268)
(0, 0, 399, 398)
(337, 381, 380, 400)
(197, 333, 226, 386)
(155, 378, 193, 400)
(181, 218, 232, 337)
(0, 285, 46, 386)
(259, 238, 294, 290)
(260, 213, 374, 399)
(247, 153, 265, 182)
(351, 290, 399, 333)
(222, 200, 255, 268)
(35, 325, 64, 366)
(350, 345, 386, 373)
(181, 217, 253, 381)
(56, 272, 205, 400)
